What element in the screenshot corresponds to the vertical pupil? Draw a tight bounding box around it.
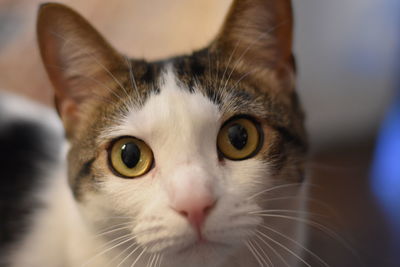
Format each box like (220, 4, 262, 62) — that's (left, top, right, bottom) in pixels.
(121, 142, 141, 168)
(228, 123, 248, 150)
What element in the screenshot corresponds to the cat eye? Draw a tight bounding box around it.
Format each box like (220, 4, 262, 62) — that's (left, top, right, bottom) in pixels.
(217, 116, 263, 160)
(108, 137, 153, 178)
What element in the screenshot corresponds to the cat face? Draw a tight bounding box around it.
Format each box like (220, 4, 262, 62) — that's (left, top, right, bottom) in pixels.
(37, 0, 306, 266)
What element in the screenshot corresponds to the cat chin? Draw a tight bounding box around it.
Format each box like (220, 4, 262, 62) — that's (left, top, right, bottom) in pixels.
(157, 242, 236, 267)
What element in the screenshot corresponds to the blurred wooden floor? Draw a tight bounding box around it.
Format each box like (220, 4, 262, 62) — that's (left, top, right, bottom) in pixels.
(306, 140, 400, 267)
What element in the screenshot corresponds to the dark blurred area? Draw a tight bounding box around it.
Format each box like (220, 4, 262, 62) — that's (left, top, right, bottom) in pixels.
(0, 0, 399, 266)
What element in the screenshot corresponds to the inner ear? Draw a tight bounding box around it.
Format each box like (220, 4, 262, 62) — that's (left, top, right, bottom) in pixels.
(212, 0, 294, 70)
(37, 3, 125, 137)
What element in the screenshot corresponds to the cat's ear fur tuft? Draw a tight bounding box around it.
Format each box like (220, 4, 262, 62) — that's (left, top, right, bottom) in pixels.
(213, 0, 294, 74)
(37, 3, 123, 137)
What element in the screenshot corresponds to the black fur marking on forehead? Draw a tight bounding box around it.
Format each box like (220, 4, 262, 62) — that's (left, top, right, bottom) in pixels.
(173, 49, 208, 79)
(171, 49, 224, 105)
(127, 59, 165, 96)
(140, 62, 158, 84)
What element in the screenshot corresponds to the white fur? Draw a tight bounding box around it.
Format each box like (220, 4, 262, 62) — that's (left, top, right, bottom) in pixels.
(8, 163, 103, 267)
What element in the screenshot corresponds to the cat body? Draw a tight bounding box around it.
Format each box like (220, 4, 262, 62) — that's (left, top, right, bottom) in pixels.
(1, 0, 308, 266)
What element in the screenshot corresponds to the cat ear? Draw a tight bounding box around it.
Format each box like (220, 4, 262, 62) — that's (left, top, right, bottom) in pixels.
(213, 0, 294, 72)
(37, 3, 124, 136)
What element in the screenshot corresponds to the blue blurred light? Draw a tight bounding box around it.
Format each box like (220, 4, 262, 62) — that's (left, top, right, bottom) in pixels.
(371, 96, 400, 226)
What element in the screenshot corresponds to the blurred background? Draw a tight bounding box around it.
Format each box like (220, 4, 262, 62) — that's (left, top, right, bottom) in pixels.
(0, 0, 399, 266)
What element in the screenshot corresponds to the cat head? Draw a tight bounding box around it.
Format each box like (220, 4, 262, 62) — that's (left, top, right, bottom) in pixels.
(37, 0, 306, 266)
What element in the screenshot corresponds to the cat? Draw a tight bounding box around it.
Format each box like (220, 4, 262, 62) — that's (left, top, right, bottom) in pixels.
(1, 0, 308, 266)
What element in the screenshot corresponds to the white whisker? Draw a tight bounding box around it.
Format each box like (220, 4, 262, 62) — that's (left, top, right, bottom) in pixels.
(251, 209, 327, 218)
(82, 235, 135, 267)
(255, 234, 290, 267)
(248, 182, 321, 201)
(217, 37, 242, 95)
(248, 183, 302, 200)
(256, 229, 311, 267)
(109, 242, 137, 265)
(94, 221, 132, 232)
(257, 214, 363, 265)
(245, 241, 265, 267)
(93, 224, 132, 238)
(253, 238, 274, 267)
(157, 255, 163, 267)
(261, 196, 335, 215)
(130, 248, 147, 267)
(124, 56, 142, 107)
(117, 245, 141, 267)
(260, 224, 330, 267)
(147, 253, 156, 267)
(152, 254, 161, 267)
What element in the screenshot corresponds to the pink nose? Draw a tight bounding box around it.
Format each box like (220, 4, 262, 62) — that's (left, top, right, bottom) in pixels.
(172, 194, 216, 232)
(168, 165, 217, 236)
